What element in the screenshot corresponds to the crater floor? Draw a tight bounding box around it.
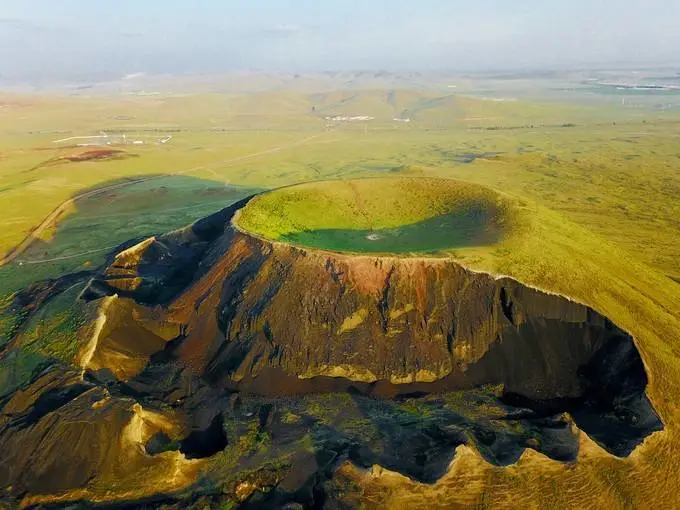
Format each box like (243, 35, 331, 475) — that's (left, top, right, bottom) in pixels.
(234, 177, 518, 254)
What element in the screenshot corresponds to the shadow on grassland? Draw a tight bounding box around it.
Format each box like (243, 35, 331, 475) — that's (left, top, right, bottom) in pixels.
(282, 207, 502, 254)
(0, 175, 261, 400)
(1, 174, 263, 296)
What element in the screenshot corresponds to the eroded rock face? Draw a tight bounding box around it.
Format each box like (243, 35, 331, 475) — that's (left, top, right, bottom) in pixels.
(80, 199, 662, 460)
(87, 201, 645, 402)
(1, 198, 661, 507)
(0, 366, 195, 501)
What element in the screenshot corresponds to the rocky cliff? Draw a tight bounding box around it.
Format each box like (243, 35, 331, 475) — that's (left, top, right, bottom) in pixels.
(0, 197, 662, 507)
(87, 200, 651, 403)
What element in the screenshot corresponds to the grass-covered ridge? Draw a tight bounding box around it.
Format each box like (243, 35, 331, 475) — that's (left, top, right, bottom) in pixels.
(235, 178, 519, 254)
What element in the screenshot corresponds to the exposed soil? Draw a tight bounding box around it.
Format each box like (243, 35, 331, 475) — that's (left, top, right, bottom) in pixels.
(22, 150, 138, 175)
(60, 149, 137, 163)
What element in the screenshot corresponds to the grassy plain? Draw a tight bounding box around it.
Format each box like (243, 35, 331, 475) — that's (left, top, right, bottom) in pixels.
(1, 89, 679, 278)
(1, 83, 680, 508)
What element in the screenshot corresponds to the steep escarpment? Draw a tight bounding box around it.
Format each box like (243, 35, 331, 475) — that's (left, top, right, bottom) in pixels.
(89, 210, 634, 395)
(84, 196, 661, 457)
(0, 186, 663, 508)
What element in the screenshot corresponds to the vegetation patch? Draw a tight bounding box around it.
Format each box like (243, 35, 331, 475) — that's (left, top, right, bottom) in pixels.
(14, 282, 91, 363)
(0, 348, 51, 400)
(236, 177, 519, 254)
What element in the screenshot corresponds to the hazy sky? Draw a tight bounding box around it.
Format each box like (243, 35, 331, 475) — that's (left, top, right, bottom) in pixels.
(1, 0, 679, 81)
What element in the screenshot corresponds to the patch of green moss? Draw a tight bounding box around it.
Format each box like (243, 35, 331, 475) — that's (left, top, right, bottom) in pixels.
(337, 417, 381, 443)
(16, 283, 90, 364)
(301, 394, 353, 425)
(0, 293, 27, 348)
(0, 348, 50, 399)
(211, 417, 272, 474)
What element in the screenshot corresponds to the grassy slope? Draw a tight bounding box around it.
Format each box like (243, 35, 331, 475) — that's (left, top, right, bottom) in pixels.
(1, 88, 680, 508)
(236, 177, 513, 239)
(367, 203, 680, 510)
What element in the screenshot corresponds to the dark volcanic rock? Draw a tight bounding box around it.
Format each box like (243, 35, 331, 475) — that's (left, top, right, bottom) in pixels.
(84, 210, 647, 397)
(81, 202, 662, 457)
(0, 198, 661, 507)
(0, 368, 132, 496)
(179, 413, 228, 459)
(83, 197, 252, 305)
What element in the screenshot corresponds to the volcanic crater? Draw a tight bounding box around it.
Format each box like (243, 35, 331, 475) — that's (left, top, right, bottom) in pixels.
(1, 178, 664, 507)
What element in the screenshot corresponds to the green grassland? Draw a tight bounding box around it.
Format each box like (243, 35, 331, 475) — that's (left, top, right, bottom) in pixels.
(236, 177, 518, 254)
(1, 83, 680, 507)
(2, 88, 678, 278)
(0, 176, 261, 295)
